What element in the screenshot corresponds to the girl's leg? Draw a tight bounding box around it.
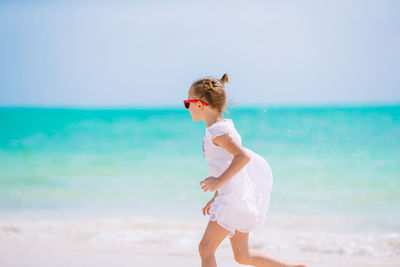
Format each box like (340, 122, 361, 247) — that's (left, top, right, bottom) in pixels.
(198, 220, 230, 267)
(229, 230, 307, 267)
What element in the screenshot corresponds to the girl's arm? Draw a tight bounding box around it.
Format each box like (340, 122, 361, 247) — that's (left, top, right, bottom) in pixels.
(212, 190, 218, 199)
(202, 191, 218, 216)
(212, 134, 251, 188)
(217, 153, 250, 188)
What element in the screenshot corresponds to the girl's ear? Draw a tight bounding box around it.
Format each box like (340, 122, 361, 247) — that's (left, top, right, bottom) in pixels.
(198, 101, 204, 110)
(220, 73, 229, 84)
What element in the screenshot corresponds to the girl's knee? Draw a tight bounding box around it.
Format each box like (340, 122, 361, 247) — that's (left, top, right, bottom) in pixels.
(198, 240, 215, 258)
(234, 252, 253, 265)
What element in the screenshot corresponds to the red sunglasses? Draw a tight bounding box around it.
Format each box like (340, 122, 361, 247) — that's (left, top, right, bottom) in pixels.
(183, 100, 209, 109)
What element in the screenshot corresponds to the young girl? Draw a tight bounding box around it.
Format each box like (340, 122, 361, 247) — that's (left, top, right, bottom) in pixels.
(183, 74, 307, 267)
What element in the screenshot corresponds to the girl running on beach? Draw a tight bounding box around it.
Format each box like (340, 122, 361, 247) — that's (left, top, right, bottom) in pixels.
(183, 73, 307, 267)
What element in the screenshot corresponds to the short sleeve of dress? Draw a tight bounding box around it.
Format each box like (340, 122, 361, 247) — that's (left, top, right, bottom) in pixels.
(207, 124, 232, 139)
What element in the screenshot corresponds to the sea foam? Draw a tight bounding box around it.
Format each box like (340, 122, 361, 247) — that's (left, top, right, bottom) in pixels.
(1, 216, 399, 257)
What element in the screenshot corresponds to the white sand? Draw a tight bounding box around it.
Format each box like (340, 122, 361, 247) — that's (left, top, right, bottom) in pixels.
(1, 235, 399, 267)
(0, 215, 399, 267)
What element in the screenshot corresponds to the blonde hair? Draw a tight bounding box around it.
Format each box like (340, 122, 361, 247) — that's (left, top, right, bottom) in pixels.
(190, 73, 229, 113)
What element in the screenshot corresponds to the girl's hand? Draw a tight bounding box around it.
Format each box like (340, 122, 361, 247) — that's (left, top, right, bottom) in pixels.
(202, 199, 214, 216)
(200, 176, 221, 192)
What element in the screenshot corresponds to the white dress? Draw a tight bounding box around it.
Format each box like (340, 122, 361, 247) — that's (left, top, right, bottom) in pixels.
(203, 118, 274, 239)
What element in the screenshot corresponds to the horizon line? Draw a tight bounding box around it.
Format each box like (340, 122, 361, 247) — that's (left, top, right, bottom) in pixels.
(0, 101, 400, 110)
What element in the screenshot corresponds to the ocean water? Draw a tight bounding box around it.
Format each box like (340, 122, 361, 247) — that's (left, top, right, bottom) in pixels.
(1, 105, 399, 256)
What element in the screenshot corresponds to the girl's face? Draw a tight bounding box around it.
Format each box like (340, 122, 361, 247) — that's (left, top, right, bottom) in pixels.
(187, 89, 204, 121)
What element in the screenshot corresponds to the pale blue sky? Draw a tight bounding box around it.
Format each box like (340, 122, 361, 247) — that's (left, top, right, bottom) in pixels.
(0, 0, 399, 107)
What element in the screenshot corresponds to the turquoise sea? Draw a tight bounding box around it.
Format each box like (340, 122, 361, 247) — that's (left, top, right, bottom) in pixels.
(1, 105, 399, 256)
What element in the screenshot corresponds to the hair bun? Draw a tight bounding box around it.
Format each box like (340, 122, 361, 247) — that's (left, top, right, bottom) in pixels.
(220, 73, 229, 84)
(203, 78, 213, 90)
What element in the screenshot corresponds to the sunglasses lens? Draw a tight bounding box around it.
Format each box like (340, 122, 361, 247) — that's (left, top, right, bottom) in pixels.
(184, 102, 190, 109)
